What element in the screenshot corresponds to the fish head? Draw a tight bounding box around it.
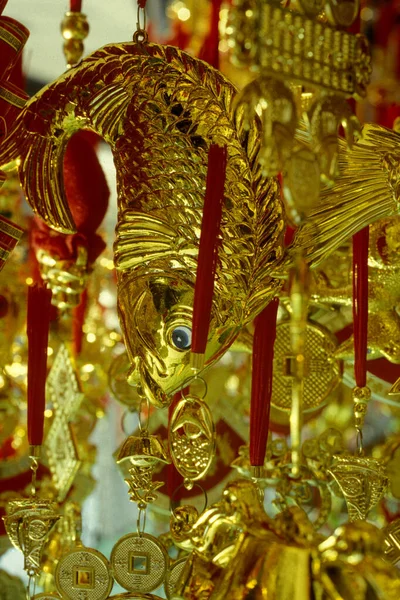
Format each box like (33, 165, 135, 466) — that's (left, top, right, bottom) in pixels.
(117, 274, 239, 407)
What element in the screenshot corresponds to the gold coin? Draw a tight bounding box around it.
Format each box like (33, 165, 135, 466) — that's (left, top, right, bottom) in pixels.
(272, 321, 340, 412)
(164, 557, 187, 599)
(55, 546, 113, 600)
(109, 595, 164, 599)
(110, 533, 168, 593)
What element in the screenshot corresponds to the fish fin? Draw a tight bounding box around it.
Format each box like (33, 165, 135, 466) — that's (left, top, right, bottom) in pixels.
(283, 124, 400, 270)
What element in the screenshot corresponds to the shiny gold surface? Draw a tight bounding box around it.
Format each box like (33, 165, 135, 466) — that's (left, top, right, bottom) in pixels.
(0, 41, 285, 407)
(328, 455, 388, 522)
(55, 544, 113, 600)
(3, 498, 60, 575)
(169, 394, 215, 486)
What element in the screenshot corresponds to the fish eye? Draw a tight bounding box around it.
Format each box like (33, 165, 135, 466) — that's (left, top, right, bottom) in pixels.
(171, 326, 192, 350)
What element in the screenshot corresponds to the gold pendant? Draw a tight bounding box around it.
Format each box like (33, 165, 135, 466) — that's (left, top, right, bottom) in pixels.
(328, 455, 388, 521)
(55, 544, 113, 600)
(3, 498, 59, 575)
(116, 430, 170, 508)
(169, 393, 216, 489)
(110, 532, 169, 593)
(271, 320, 341, 416)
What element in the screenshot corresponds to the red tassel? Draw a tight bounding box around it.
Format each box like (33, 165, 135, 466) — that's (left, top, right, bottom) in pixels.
(198, 0, 222, 69)
(191, 144, 227, 357)
(70, 0, 82, 11)
(353, 227, 369, 388)
(27, 283, 52, 446)
(249, 298, 279, 466)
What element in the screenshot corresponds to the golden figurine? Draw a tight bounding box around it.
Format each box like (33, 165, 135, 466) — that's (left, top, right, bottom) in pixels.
(0, 38, 399, 409)
(175, 479, 400, 599)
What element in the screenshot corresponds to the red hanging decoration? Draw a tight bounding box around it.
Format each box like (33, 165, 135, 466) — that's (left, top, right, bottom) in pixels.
(27, 283, 52, 447)
(198, 0, 223, 69)
(191, 144, 227, 361)
(249, 298, 279, 467)
(137, 0, 147, 8)
(353, 228, 369, 388)
(70, 0, 82, 12)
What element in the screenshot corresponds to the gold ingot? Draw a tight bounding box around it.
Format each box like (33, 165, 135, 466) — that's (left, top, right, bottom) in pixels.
(328, 455, 388, 522)
(116, 432, 170, 467)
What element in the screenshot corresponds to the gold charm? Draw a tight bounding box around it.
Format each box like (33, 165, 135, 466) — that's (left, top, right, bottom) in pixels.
(116, 431, 170, 508)
(46, 344, 84, 419)
(169, 393, 215, 488)
(271, 320, 341, 416)
(328, 455, 388, 521)
(3, 498, 59, 575)
(383, 520, 400, 566)
(164, 557, 187, 600)
(110, 532, 169, 593)
(45, 344, 83, 501)
(55, 545, 113, 600)
(33, 595, 62, 599)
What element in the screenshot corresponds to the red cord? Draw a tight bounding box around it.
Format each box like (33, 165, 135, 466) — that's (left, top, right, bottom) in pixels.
(137, 0, 147, 7)
(249, 298, 279, 466)
(191, 144, 227, 355)
(70, 0, 82, 11)
(27, 283, 52, 446)
(352, 228, 369, 388)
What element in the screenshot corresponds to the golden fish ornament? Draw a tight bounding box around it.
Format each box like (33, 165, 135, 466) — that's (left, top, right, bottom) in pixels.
(1, 41, 399, 407)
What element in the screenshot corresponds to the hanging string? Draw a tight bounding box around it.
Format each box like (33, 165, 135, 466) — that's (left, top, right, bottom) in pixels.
(191, 144, 227, 369)
(249, 298, 279, 469)
(27, 283, 52, 447)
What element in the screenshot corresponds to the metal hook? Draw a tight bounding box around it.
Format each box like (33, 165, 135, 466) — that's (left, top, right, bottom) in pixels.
(170, 482, 208, 515)
(137, 394, 150, 433)
(356, 427, 364, 456)
(133, 5, 148, 43)
(137, 507, 147, 537)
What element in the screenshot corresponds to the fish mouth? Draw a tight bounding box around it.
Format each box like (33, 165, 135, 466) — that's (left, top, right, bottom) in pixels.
(127, 358, 170, 408)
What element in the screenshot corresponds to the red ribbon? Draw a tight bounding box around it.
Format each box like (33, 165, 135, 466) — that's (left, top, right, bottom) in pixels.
(352, 228, 369, 388)
(27, 283, 52, 446)
(249, 298, 279, 466)
(198, 0, 222, 69)
(191, 144, 227, 355)
(70, 0, 82, 11)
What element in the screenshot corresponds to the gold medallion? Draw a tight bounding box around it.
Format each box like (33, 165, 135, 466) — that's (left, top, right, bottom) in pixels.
(110, 533, 168, 593)
(169, 394, 216, 487)
(55, 546, 113, 600)
(271, 320, 341, 414)
(164, 557, 187, 600)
